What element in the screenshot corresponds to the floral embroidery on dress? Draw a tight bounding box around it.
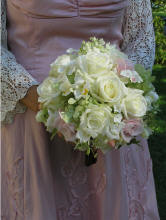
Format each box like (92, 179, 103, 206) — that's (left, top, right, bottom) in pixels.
(123, 143, 152, 219)
(129, 200, 144, 220)
(6, 157, 24, 220)
(59, 151, 106, 219)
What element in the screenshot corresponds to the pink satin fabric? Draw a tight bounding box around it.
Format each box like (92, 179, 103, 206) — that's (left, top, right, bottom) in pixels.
(6, 0, 128, 82)
(2, 0, 160, 219)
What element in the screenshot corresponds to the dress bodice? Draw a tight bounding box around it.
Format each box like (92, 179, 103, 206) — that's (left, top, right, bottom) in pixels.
(6, 0, 128, 82)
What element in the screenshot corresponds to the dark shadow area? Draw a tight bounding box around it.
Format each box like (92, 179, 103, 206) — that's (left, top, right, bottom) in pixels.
(149, 65, 166, 220)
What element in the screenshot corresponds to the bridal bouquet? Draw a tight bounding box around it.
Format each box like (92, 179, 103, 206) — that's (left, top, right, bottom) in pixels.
(36, 37, 159, 165)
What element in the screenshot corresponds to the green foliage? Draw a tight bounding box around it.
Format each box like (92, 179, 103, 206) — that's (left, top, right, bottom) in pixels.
(153, 16, 166, 65)
(50, 128, 57, 140)
(36, 108, 48, 123)
(75, 141, 90, 153)
(152, 0, 166, 65)
(153, 11, 166, 17)
(127, 64, 155, 94)
(61, 104, 75, 123)
(151, 0, 166, 13)
(67, 73, 75, 84)
(79, 37, 106, 55)
(150, 65, 166, 134)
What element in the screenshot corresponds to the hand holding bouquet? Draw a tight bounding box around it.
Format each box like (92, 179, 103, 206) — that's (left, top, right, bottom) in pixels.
(36, 38, 159, 166)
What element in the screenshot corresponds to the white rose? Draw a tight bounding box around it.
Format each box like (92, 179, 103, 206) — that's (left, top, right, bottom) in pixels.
(37, 77, 60, 104)
(105, 123, 123, 140)
(104, 113, 124, 140)
(90, 75, 127, 104)
(122, 88, 147, 118)
(76, 105, 111, 142)
(50, 54, 75, 77)
(77, 51, 113, 78)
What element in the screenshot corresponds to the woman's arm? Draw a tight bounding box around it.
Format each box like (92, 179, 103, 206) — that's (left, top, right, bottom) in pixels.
(1, 0, 39, 124)
(121, 0, 155, 70)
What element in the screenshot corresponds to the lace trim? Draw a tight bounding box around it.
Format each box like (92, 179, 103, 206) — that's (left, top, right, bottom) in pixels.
(1, 0, 39, 125)
(121, 0, 155, 70)
(1, 102, 27, 125)
(1, 46, 38, 123)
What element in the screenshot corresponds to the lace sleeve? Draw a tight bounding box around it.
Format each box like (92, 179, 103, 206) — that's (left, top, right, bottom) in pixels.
(121, 0, 155, 70)
(1, 0, 39, 124)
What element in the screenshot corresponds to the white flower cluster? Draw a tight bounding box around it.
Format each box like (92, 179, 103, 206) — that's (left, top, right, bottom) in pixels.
(36, 38, 158, 153)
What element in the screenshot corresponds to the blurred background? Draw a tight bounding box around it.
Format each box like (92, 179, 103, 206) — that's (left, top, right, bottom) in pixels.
(150, 1, 166, 219)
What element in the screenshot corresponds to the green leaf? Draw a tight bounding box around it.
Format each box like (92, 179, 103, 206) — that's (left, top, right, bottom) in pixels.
(50, 128, 57, 141)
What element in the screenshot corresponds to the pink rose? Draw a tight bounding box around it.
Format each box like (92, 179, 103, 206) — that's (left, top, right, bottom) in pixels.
(54, 112, 76, 143)
(121, 119, 143, 143)
(116, 58, 134, 74)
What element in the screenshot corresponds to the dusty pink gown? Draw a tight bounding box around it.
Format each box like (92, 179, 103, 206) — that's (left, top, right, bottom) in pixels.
(2, 0, 160, 219)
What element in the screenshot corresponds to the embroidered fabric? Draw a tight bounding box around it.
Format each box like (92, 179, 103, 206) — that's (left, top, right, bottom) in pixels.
(6, 157, 24, 219)
(1, 0, 39, 124)
(122, 143, 153, 220)
(59, 151, 106, 219)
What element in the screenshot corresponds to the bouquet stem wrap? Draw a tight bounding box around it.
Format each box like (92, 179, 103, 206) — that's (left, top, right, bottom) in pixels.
(85, 138, 97, 166)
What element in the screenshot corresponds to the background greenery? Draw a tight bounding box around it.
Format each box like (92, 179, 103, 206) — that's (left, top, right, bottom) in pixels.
(149, 1, 166, 219)
(152, 0, 166, 64)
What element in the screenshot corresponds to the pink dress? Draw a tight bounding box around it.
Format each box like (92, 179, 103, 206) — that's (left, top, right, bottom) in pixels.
(2, 0, 160, 219)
